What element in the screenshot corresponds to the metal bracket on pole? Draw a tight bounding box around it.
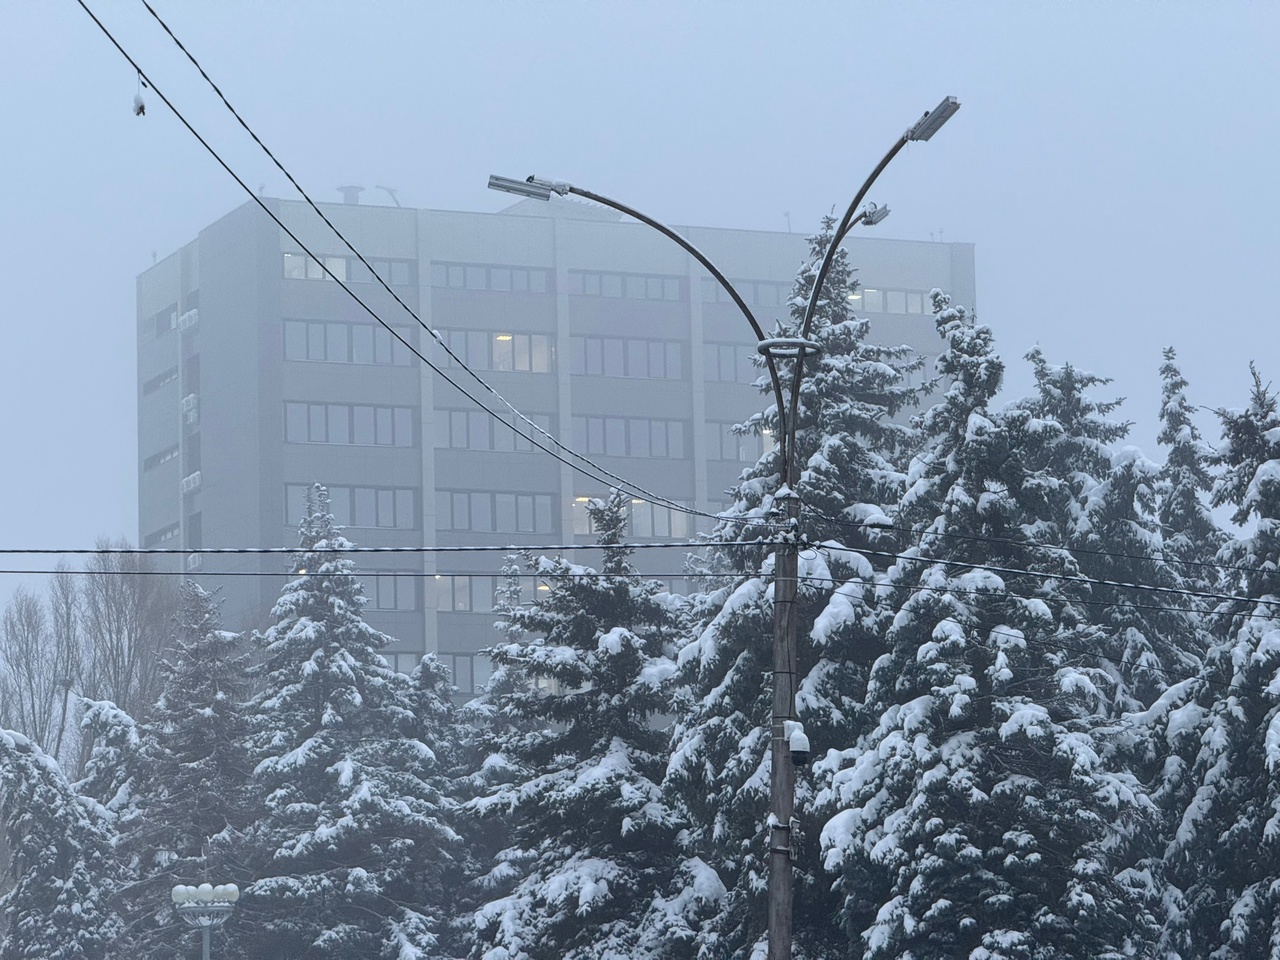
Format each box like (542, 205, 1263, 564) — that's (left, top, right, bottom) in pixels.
(756, 337, 823, 361)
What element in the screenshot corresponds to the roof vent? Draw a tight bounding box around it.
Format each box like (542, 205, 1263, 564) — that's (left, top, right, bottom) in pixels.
(337, 185, 364, 205)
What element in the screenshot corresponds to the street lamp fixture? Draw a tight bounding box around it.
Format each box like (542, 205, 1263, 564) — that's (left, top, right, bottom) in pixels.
(907, 95, 961, 141)
(487, 174, 569, 201)
(861, 202, 891, 226)
(171, 882, 238, 960)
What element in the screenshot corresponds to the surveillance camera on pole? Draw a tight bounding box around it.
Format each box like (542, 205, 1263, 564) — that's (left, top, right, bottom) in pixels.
(784, 720, 810, 766)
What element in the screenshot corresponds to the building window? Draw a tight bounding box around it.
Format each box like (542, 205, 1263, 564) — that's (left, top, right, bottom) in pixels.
(430, 262, 550, 294)
(699, 278, 791, 307)
(146, 303, 178, 339)
(571, 417, 686, 458)
(703, 342, 760, 384)
(143, 522, 180, 547)
(436, 491, 554, 533)
(369, 572, 418, 611)
(431, 575, 496, 613)
(708, 422, 776, 462)
(571, 496, 692, 538)
(143, 444, 180, 471)
(284, 403, 415, 447)
(433, 411, 552, 452)
(855, 287, 933, 315)
(438, 330, 552, 373)
(283, 320, 413, 365)
(142, 366, 179, 395)
(568, 336, 683, 379)
(439, 653, 493, 694)
(284, 253, 416, 286)
(285, 484, 416, 529)
(432, 573, 544, 611)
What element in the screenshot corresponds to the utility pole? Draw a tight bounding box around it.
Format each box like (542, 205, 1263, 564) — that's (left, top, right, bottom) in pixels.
(767, 484, 801, 960)
(487, 102, 960, 955)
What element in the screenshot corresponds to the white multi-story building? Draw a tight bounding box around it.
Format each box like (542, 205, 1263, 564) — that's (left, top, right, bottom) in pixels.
(137, 194, 976, 692)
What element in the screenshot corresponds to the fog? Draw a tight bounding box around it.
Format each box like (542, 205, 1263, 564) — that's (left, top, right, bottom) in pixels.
(1, 1, 1277, 601)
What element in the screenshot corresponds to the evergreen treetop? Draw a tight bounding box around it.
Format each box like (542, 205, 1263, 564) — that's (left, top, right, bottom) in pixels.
(235, 484, 460, 960)
(0, 729, 121, 960)
(470, 493, 684, 960)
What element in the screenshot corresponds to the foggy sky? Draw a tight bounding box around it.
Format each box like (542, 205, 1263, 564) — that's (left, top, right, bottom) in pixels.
(2, 2, 1277, 604)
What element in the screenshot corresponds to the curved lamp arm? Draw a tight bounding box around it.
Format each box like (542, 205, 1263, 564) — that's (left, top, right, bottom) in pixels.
(489, 175, 794, 476)
(785, 95, 960, 482)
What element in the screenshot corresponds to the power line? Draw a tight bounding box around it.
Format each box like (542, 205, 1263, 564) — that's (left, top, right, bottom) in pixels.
(129, 0, 729, 526)
(800, 505, 1262, 583)
(0, 561, 1256, 619)
(2, 529, 1274, 612)
(844, 542, 1280, 614)
(74, 0, 737, 529)
(0, 540, 725, 556)
(1, 563, 1264, 697)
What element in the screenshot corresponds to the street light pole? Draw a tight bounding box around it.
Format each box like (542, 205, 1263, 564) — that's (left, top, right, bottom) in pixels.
(488, 99, 957, 959)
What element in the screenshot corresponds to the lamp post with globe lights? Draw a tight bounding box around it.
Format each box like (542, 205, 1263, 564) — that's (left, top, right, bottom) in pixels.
(171, 882, 238, 960)
(487, 92, 959, 960)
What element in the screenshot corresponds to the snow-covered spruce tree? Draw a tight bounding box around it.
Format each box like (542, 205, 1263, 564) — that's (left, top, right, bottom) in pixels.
(1087, 349, 1226, 958)
(452, 555, 537, 939)
(1155, 346, 1226, 596)
(112, 581, 253, 959)
(818, 295, 1161, 960)
(719, 214, 923, 554)
(73, 698, 141, 818)
(469, 493, 683, 960)
(459, 554, 539, 791)
(1157, 365, 1280, 959)
(1016, 347, 1204, 711)
(659, 220, 923, 960)
(231, 484, 460, 960)
(0, 728, 121, 960)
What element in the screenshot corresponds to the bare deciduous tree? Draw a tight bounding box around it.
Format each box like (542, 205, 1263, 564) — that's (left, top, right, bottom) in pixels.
(79, 539, 174, 723)
(0, 587, 73, 759)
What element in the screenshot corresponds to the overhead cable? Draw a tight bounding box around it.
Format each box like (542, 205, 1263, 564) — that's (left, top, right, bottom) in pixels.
(75, 0, 732, 526)
(132, 0, 725, 524)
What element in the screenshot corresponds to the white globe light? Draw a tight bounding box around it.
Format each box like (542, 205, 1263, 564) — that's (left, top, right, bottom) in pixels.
(171, 885, 184, 904)
(226, 883, 240, 902)
(197, 882, 215, 902)
(213, 884, 228, 900)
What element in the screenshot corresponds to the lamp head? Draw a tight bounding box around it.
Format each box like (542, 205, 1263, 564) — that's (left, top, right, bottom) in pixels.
(862, 203, 891, 226)
(488, 174, 572, 202)
(907, 96, 960, 142)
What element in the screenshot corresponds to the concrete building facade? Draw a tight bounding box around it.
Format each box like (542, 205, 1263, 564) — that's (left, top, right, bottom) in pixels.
(137, 195, 975, 692)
